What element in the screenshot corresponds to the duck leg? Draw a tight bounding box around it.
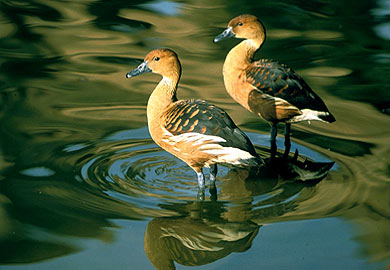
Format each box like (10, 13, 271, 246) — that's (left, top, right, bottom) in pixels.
(209, 164, 218, 201)
(283, 123, 291, 158)
(210, 164, 218, 183)
(197, 170, 205, 200)
(270, 122, 278, 160)
(197, 170, 205, 189)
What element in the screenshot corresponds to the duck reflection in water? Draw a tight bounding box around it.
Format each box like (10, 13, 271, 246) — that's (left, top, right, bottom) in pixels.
(144, 201, 260, 270)
(211, 150, 334, 201)
(143, 155, 333, 270)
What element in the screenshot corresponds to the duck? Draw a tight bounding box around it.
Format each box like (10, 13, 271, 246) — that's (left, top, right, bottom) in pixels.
(126, 48, 263, 196)
(213, 14, 335, 159)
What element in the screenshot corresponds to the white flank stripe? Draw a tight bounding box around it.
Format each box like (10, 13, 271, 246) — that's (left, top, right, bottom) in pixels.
(169, 133, 226, 145)
(204, 146, 256, 166)
(198, 143, 223, 151)
(288, 109, 329, 123)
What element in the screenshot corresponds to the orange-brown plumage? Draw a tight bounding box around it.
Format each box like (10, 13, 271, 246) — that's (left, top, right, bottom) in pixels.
(126, 48, 263, 194)
(214, 14, 335, 158)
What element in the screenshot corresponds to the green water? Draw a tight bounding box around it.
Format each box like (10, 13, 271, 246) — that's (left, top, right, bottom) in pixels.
(0, 0, 389, 269)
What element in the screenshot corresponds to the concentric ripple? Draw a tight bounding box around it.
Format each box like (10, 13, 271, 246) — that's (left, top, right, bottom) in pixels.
(62, 126, 353, 221)
(71, 127, 209, 208)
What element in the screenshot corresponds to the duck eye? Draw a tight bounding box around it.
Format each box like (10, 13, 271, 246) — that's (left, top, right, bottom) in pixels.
(154, 57, 160, 61)
(237, 22, 243, 26)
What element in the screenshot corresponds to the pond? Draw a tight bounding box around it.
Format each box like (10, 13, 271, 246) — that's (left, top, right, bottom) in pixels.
(0, 0, 389, 269)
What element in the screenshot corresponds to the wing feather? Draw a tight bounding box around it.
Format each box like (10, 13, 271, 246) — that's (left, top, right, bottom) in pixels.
(163, 100, 258, 157)
(246, 59, 331, 112)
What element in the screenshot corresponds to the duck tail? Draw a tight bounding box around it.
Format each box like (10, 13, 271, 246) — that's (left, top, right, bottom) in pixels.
(318, 112, 336, 123)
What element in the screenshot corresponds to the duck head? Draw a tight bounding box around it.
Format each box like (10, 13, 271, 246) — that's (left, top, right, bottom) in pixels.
(214, 14, 266, 43)
(126, 48, 181, 80)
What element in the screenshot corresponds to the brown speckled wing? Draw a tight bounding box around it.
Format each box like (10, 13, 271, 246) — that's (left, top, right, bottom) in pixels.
(246, 59, 330, 112)
(163, 99, 258, 156)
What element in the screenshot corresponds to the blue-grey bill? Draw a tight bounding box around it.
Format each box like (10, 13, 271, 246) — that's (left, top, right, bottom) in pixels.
(126, 61, 151, 78)
(213, 27, 235, 43)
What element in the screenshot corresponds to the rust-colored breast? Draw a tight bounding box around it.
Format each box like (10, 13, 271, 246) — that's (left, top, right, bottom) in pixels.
(223, 68, 254, 112)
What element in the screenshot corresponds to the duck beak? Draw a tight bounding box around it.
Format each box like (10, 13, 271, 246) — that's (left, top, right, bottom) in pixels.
(126, 61, 151, 78)
(213, 27, 235, 43)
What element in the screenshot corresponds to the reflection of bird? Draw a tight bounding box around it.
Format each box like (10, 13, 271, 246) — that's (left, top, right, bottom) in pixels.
(219, 151, 335, 199)
(143, 154, 333, 269)
(272, 152, 335, 182)
(214, 14, 335, 159)
(144, 204, 259, 270)
(126, 49, 263, 196)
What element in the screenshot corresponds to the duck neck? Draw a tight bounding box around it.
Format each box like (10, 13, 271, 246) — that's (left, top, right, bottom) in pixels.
(147, 74, 179, 125)
(223, 38, 263, 72)
(222, 37, 264, 110)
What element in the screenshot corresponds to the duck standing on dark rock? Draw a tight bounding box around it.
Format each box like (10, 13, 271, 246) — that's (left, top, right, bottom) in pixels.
(126, 48, 264, 198)
(214, 14, 336, 159)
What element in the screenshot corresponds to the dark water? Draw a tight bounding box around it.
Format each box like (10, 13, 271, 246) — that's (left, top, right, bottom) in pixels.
(0, 0, 389, 269)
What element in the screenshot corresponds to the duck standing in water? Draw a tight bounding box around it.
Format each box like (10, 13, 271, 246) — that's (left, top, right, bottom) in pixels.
(126, 49, 263, 196)
(214, 14, 335, 159)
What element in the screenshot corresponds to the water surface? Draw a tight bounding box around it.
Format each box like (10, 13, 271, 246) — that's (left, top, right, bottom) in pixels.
(0, 0, 389, 269)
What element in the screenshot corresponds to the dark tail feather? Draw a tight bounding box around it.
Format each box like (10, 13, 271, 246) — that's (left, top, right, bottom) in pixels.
(319, 112, 336, 123)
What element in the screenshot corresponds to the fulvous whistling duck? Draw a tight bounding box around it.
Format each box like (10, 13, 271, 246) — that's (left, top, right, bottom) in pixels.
(126, 48, 263, 195)
(214, 14, 335, 159)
